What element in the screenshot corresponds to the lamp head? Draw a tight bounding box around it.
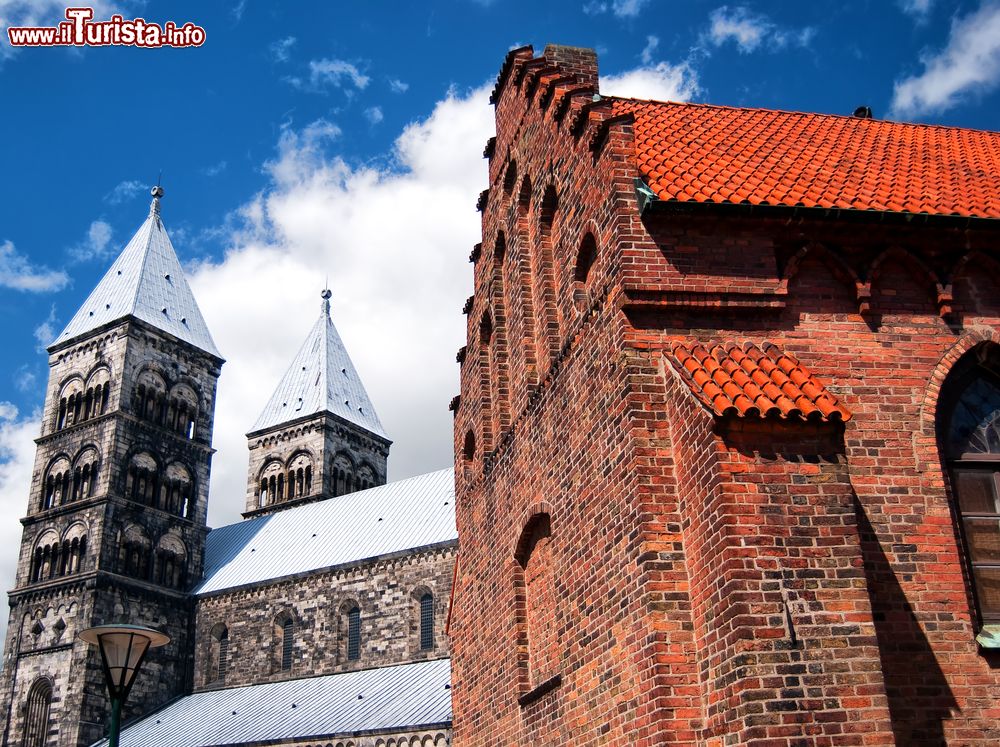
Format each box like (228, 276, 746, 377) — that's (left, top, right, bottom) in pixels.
(79, 625, 170, 700)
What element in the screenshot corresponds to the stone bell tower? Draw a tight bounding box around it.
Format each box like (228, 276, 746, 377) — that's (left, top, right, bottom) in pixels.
(243, 289, 391, 516)
(0, 187, 223, 747)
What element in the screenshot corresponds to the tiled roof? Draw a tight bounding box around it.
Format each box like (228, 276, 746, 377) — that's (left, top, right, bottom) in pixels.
(195, 469, 456, 595)
(668, 341, 851, 422)
(611, 98, 1000, 219)
(53, 194, 221, 358)
(91, 658, 452, 747)
(250, 292, 387, 438)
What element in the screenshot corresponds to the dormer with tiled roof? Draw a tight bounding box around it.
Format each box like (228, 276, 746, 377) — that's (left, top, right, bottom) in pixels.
(243, 290, 391, 517)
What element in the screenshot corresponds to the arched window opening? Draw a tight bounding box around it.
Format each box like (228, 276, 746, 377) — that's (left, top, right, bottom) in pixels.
(503, 159, 518, 195)
(55, 377, 84, 431)
(168, 383, 199, 440)
(358, 465, 375, 492)
(574, 232, 598, 309)
(515, 513, 558, 688)
(155, 535, 187, 589)
(463, 430, 476, 462)
(286, 454, 313, 502)
(30, 532, 60, 583)
(119, 526, 151, 581)
(22, 679, 52, 747)
(126, 452, 159, 507)
(332, 455, 355, 497)
(42, 456, 71, 510)
(532, 184, 561, 370)
(259, 461, 283, 508)
(347, 607, 361, 661)
(163, 463, 193, 518)
(941, 349, 1000, 626)
(71, 448, 98, 503)
(420, 593, 434, 651)
(281, 618, 294, 671)
(212, 625, 229, 684)
(135, 370, 167, 427)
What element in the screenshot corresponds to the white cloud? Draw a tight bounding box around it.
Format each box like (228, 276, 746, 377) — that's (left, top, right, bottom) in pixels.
(232, 0, 247, 22)
(70, 220, 114, 262)
(365, 106, 384, 125)
(0, 405, 40, 641)
(602, 61, 701, 101)
(891, 1, 1000, 117)
(584, 0, 652, 18)
(270, 36, 296, 63)
(104, 179, 147, 205)
(900, 0, 933, 18)
(641, 35, 659, 65)
(202, 160, 228, 177)
(389, 78, 409, 93)
(706, 5, 815, 54)
(33, 305, 57, 351)
(13, 365, 36, 393)
(0, 240, 68, 292)
(188, 84, 492, 528)
(307, 58, 370, 90)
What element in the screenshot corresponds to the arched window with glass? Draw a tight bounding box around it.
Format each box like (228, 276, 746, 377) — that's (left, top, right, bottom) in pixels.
(941, 346, 1000, 628)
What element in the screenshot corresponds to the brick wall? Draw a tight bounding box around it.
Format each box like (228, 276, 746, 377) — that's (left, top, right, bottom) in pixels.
(452, 43, 1000, 746)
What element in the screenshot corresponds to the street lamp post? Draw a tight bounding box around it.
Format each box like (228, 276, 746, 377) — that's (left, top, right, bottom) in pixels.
(78, 624, 171, 747)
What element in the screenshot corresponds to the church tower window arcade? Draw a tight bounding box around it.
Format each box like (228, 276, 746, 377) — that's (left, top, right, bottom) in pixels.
(124, 452, 195, 517)
(133, 370, 201, 440)
(41, 446, 100, 511)
(54, 366, 111, 431)
(29, 523, 88, 583)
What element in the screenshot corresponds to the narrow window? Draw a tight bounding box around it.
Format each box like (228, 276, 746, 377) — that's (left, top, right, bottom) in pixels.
(23, 679, 52, 747)
(218, 629, 229, 683)
(281, 618, 293, 671)
(347, 607, 361, 661)
(420, 593, 434, 650)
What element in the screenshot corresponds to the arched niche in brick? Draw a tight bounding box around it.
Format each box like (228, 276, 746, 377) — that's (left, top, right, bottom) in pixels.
(512, 509, 558, 692)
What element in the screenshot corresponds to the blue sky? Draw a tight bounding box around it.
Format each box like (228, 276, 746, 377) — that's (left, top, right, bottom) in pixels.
(0, 0, 998, 550)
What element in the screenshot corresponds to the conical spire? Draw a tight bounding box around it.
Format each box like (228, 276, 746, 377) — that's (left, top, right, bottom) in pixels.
(52, 187, 221, 358)
(249, 289, 387, 438)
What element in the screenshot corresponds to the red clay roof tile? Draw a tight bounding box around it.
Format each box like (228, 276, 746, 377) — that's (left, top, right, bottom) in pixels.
(611, 98, 1000, 219)
(668, 341, 851, 422)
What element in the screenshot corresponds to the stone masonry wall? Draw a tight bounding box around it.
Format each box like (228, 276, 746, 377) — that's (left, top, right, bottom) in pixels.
(193, 543, 455, 690)
(245, 413, 390, 516)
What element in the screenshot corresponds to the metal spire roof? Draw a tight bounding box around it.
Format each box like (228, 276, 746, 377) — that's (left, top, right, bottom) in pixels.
(90, 658, 452, 747)
(52, 187, 221, 359)
(249, 289, 387, 438)
(196, 468, 455, 595)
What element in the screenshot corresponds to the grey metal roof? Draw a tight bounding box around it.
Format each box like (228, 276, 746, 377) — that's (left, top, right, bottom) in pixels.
(53, 193, 221, 359)
(196, 468, 456, 595)
(93, 658, 452, 747)
(249, 292, 387, 438)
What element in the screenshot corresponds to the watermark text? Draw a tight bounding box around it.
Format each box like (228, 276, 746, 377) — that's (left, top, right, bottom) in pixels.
(7, 7, 206, 48)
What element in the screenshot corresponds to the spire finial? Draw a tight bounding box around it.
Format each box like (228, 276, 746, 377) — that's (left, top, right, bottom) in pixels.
(321, 288, 332, 316)
(149, 182, 164, 218)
